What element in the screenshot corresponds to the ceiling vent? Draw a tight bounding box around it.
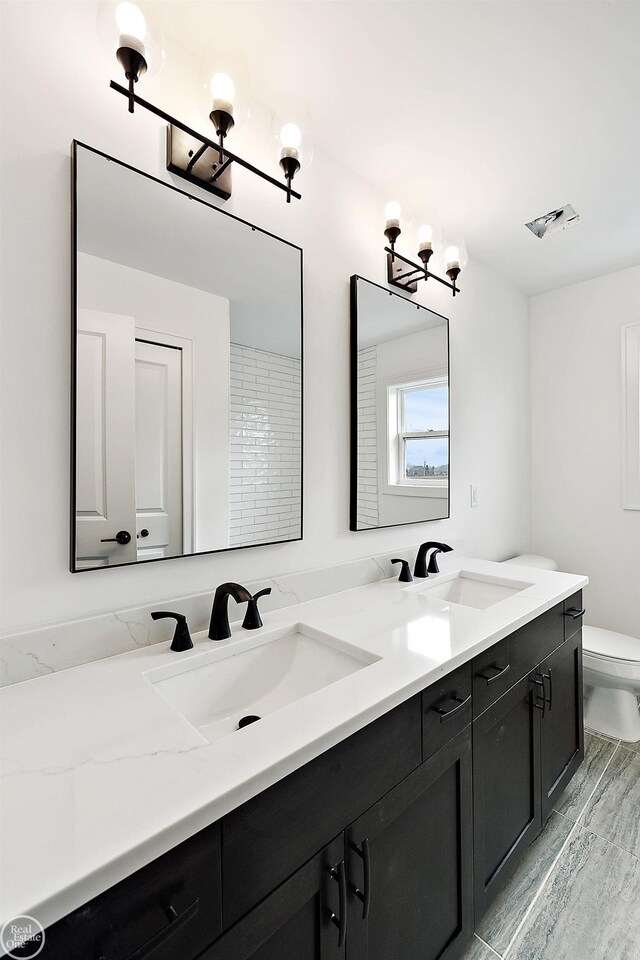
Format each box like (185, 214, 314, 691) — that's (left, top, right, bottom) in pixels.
(525, 204, 580, 239)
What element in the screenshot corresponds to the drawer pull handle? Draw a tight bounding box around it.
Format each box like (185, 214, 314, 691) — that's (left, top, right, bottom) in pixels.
(433, 694, 471, 722)
(564, 607, 585, 620)
(477, 663, 511, 685)
(328, 860, 348, 947)
(114, 897, 199, 960)
(350, 837, 371, 919)
(543, 669, 553, 711)
(532, 676, 546, 717)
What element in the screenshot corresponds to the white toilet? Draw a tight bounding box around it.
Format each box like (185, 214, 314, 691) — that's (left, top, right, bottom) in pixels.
(504, 554, 640, 743)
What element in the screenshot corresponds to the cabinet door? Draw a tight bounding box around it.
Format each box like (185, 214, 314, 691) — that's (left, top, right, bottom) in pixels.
(201, 837, 345, 960)
(539, 632, 584, 821)
(346, 727, 473, 960)
(473, 672, 542, 922)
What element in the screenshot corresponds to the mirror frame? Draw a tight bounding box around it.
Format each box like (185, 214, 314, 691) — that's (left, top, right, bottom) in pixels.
(70, 140, 304, 572)
(349, 275, 450, 532)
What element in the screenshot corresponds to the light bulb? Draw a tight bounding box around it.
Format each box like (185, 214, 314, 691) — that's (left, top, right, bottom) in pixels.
(280, 123, 302, 150)
(385, 201, 401, 225)
(418, 224, 433, 250)
(445, 245, 460, 270)
(115, 1, 146, 41)
(210, 72, 235, 114)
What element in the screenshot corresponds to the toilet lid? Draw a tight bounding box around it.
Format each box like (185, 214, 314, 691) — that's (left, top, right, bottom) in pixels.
(583, 625, 640, 662)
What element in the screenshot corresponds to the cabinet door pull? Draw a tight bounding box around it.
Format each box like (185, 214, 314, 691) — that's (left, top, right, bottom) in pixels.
(107, 897, 200, 960)
(543, 669, 553, 711)
(477, 662, 511, 685)
(531, 676, 546, 717)
(328, 860, 348, 947)
(564, 607, 585, 620)
(350, 837, 371, 919)
(433, 694, 471, 722)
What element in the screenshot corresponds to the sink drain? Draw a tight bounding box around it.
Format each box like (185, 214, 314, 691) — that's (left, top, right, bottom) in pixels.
(238, 715, 261, 729)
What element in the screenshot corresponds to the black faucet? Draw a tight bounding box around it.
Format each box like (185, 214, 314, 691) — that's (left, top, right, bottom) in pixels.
(150, 611, 193, 651)
(209, 582, 252, 641)
(242, 587, 272, 630)
(414, 541, 453, 578)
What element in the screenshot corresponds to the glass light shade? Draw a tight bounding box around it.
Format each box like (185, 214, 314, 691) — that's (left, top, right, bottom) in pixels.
(385, 201, 401, 225)
(199, 39, 250, 129)
(97, 1, 165, 76)
(268, 94, 314, 168)
(418, 224, 433, 246)
(443, 237, 469, 272)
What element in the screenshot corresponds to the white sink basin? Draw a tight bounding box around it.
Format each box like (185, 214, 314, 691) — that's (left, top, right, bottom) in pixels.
(144, 624, 379, 744)
(409, 571, 533, 609)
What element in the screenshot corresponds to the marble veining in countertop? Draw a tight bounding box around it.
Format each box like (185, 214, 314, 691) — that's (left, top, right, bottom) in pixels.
(0, 556, 587, 933)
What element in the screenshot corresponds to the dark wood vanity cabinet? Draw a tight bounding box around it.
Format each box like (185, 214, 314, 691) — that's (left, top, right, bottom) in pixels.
(38, 597, 584, 960)
(473, 598, 584, 922)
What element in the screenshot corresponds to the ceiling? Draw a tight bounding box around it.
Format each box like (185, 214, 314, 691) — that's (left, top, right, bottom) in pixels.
(151, 1, 640, 296)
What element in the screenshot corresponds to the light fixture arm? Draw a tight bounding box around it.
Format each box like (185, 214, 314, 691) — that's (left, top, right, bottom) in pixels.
(110, 81, 302, 202)
(383, 246, 460, 296)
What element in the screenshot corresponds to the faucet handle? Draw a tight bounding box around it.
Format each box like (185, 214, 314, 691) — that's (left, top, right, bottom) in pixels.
(390, 559, 413, 583)
(150, 611, 194, 652)
(242, 588, 272, 630)
(427, 543, 453, 574)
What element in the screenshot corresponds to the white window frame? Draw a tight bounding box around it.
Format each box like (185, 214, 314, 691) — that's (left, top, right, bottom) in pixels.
(380, 368, 449, 499)
(622, 321, 640, 509)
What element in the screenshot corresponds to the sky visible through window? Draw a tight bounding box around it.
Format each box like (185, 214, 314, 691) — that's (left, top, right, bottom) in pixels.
(403, 386, 448, 477)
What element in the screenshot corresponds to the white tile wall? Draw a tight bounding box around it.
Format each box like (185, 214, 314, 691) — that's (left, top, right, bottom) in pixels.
(229, 344, 302, 546)
(357, 345, 379, 528)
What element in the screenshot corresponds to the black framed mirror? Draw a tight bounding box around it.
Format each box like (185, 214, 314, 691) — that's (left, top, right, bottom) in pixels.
(350, 276, 449, 531)
(71, 142, 303, 571)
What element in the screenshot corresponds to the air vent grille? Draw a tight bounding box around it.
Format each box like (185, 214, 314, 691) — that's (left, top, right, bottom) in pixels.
(525, 204, 580, 238)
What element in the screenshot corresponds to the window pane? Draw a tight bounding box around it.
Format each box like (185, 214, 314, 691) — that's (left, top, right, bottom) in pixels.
(404, 438, 449, 479)
(403, 386, 448, 432)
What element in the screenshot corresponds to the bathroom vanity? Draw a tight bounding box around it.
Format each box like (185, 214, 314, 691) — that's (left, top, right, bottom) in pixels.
(0, 560, 586, 960)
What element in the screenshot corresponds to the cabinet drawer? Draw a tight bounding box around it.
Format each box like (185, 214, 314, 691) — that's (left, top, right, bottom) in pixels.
(472, 638, 511, 717)
(509, 603, 564, 687)
(42, 823, 222, 960)
(422, 662, 472, 758)
(222, 695, 422, 928)
(563, 591, 584, 641)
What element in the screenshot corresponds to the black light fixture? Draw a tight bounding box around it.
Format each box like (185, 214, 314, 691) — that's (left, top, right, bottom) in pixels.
(105, 2, 304, 203)
(383, 202, 466, 297)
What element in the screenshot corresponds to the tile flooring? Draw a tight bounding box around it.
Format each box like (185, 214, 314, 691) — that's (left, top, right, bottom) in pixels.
(463, 730, 640, 960)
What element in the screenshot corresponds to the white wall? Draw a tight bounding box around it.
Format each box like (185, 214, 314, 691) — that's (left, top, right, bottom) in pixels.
(0, 1, 531, 636)
(530, 264, 640, 637)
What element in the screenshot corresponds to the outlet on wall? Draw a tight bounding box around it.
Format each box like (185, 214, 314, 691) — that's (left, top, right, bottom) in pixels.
(470, 484, 480, 508)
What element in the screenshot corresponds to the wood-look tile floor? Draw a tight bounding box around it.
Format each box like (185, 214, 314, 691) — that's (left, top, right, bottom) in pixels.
(463, 730, 640, 960)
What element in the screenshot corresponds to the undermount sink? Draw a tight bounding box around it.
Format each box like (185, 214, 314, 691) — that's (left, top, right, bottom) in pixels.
(408, 571, 533, 609)
(144, 624, 379, 744)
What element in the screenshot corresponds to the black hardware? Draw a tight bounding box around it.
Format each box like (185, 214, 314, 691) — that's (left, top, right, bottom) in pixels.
(532, 676, 546, 717)
(433, 694, 472, 722)
(209, 582, 252, 641)
(328, 860, 348, 947)
(150, 611, 193, 652)
(350, 837, 371, 919)
(115, 45, 147, 114)
(242, 587, 272, 630)
(238, 715, 261, 729)
(564, 607, 586, 620)
(110, 82, 302, 203)
(477, 663, 511, 685)
(414, 541, 453, 578)
(100, 530, 132, 545)
(119, 897, 199, 960)
(543, 669, 553, 711)
(279, 153, 301, 204)
(138, 529, 149, 538)
(391, 558, 413, 582)
(385, 247, 461, 297)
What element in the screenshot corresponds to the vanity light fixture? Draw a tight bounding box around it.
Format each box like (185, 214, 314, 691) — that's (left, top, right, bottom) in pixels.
(384, 205, 465, 297)
(105, 2, 303, 203)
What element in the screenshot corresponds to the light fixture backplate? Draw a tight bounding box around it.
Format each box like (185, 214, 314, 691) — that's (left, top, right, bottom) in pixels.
(166, 125, 232, 200)
(386, 252, 419, 293)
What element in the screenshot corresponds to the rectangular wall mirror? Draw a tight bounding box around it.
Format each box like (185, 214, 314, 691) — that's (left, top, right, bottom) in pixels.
(350, 276, 449, 531)
(72, 142, 303, 570)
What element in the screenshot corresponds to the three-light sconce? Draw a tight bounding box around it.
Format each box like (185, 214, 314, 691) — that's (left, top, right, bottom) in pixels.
(101, 0, 305, 202)
(383, 202, 467, 297)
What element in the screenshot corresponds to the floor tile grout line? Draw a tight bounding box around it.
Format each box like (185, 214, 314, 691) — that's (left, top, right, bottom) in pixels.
(501, 743, 621, 958)
(473, 933, 504, 958)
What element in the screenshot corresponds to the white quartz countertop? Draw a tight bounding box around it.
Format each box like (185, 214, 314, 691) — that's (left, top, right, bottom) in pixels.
(0, 557, 587, 932)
